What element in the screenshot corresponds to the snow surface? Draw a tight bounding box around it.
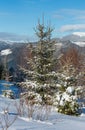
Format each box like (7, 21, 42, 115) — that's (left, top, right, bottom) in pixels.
(0, 95, 85, 130)
(66, 87, 74, 94)
(73, 32, 85, 37)
(1, 49, 12, 56)
(73, 41, 85, 47)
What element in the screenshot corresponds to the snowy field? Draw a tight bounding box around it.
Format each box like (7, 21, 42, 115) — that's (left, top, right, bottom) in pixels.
(0, 95, 85, 130)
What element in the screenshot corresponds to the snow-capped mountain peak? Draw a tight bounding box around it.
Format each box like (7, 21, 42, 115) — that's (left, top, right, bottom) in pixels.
(73, 32, 85, 37)
(73, 41, 85, 47)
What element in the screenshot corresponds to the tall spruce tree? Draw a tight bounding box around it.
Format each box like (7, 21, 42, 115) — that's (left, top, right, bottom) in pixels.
(33, 21, 58, 103)
(21, 20, 58, 105)
(34, 22, 56, 83)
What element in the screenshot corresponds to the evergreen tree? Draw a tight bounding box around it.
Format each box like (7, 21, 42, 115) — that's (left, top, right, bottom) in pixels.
(53, 65, 80, 115)
(21, 20, 58, 105)
(34, 23, 56, 82)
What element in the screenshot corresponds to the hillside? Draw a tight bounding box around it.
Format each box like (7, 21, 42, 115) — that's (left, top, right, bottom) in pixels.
(0, 95, 85, 130)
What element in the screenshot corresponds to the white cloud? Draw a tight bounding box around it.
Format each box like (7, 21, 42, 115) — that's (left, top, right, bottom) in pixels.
(59, 24, 85, 32)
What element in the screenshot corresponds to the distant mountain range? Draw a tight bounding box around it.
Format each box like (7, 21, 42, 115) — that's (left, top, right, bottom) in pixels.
(0, 32, 29, 43)
(62, 32, 85, 47)
(0, 32, 85, 54)
(0, 31, 85, 47)
(0, 32, 85, 82)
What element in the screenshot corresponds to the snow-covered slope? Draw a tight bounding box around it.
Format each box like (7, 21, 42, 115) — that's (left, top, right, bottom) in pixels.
(62, 32, 85, 47)
(72, 32, 85, 47)
(73, 41, 85, 47)
(62, 32, 85, 42)
(1, 49, 12, 56)
(73, 32, 85, 37)
(0, 96, 85, 130)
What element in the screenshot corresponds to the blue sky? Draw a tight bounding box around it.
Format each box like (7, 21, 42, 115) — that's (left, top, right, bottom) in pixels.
(0, 0, 85, 41)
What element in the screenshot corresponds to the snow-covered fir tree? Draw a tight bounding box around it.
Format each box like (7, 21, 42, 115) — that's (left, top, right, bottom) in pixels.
(20, 20, 58, 105)
(53, 65, 80, 115)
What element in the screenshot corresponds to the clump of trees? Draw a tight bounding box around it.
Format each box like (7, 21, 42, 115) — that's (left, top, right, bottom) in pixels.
(20, 20, 84, 116)
(59, 47, 85, 98)
(53, 67, 80, 115)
